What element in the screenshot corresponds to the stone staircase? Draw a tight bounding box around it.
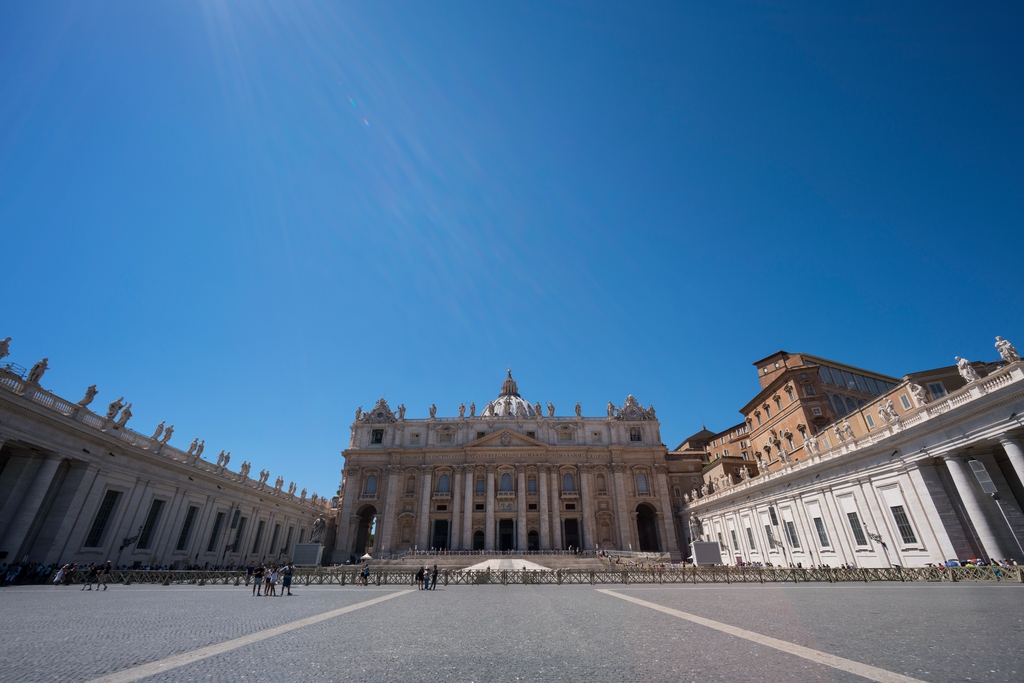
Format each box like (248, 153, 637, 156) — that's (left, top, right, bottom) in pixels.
(366, 554, 609, 571)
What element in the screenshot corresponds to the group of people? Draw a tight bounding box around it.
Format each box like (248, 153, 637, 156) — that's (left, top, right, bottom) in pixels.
(1, 562, 58, 586)
(415, 564, 439, 590)
(245, 562, 295, 596)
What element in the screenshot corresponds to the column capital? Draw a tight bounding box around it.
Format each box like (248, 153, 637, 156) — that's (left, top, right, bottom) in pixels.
(653, 464, 668, 474)
(578, 462, 594, 472)
(609, 463, 628, 474)
(384, 465, 402, 475)
(419, 464, 433, 473)
(485, 463, 497, 472)
(998, 434, 1023, 446)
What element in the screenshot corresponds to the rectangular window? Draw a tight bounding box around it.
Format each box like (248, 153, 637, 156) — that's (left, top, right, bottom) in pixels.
(175, 505, 200, 551)
(847, 512, 868, 546)
(819, 366, 835, 385)
(927, 382, 946, 399)
(298, 528, 305, 544)
(746, 527, 756, 550)
(436, 505, 447, 511)
(865, 413, 875, 429)
(592, 432, 602, 443)
(730, 529, 739, 550)
(528, 503, 537, 510)
(85, 490, 122, 548)
(438, 433, 453, 443)
(723, 449, 729, 457)
(559, 431, 574, 443)
(370, 429, 384, 444)
(410, 433, 420, 445)
(787, 388, 795, 402)
(822, 436, 831, 449)
(526, 431, 536, 439)
(476, 478, 485, 494)
(284, 526, 294, 554)
(717, 532, 724, 547)
(813, 517, 830, 547)
(207, 512, 226, 552)
(565, 503, 576, 510)
(855, 374, 870, 394)
(899, 395, 912, 410)
(629, 427, 643, 442)
(805, 385, 816, 396)
(755, 414, 763, 426)
(764, 525, 777, 550)
(230, 509, 240, 529)
(251, 520, 266, 554)
(234, 517, 248, 552)
(475, 503, 485, 511)
(768, 507, 779, 526)
(476, 431, 486, 440)
(764, 406, 771, 418)
(269, 523, 281, 555)
(137, 499, 165, 550)
(528, 477, 537, 493)
(890, 505, 918, 544)
(784, 520, 800, 548)
(811, 407, 822, 415)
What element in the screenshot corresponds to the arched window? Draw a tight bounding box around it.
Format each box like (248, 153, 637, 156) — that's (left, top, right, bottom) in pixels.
(364, 475, 377, 496)
(596, 474, 606, 492)
(636, 472, 649, 494)
(563, 472, 575, 492)
(406, 476, 415, 494)
(437, 474, 450, 493)
(500, 472, 513, 491)
(476, 477, 485, 494)
(831, 394, 847, 416)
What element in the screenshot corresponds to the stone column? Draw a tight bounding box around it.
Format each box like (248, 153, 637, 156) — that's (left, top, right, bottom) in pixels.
(944, 455, 1012, 560)
(416, 466, 433, 550)
(451, 465, 464, 551)
(463, 467, 475, 549)
(611, 463, 633, 552)
(999, 435, 1024, 490)
(0, 453, 64, 562)
(579, 464, 595, 550)
(377, 466, 401, 555)
(335, 466, 359, 557)
(45, 464, 102, 565)
(537, 464, 550, 549)
(0, 454, 45, 540)
(516, 465, 528, 550)
(549, 468, 562, 549)
(654, 465, 680, 558)
(484, 465, 496, 550)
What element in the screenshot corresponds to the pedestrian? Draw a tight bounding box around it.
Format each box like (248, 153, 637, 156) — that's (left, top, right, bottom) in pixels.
(430, 564, 438, 590)
(360, 564, 370, 586)
(415, 566, 424, 590)
(245, 562, 255, 586)
(282, 562, 294, 596)
(97, 560, 111, 591)
(266, 565, 278, 596)
(81, 564, 97, 591)
(252, 564, 264, 596)
(53, 564, 66, 586)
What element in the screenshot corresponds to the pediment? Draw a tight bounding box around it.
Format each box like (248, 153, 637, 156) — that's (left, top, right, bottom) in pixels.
(466, 428, 547, 449)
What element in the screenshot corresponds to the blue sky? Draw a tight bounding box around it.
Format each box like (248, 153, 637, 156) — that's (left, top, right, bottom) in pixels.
(2, 1, 1022, 496)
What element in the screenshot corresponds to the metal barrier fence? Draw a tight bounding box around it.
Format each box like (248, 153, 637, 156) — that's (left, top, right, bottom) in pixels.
(46, 565, 1021, 587)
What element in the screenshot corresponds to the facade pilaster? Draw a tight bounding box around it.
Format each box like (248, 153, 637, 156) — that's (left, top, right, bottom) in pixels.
(376, 466, 401, 556)
(416, 466, 433, 550)
(485, 465, 496, 550)
(516, 464, 528, 550)
(654, 465, 680, 558)
(451, 465, 464, 551)
(944, 456, 1013, 560)
(335, 466, 360, 558)
(0, 453, 64, 562)
(0, 453, 45, 541)
(611, 464, 632, 552)
(537, 464, 550, 549)
(579, 463, 595, 550)
(463, 466, 475, 549)
(999, 435, 1024, 490)
(549, 468, 562, 549)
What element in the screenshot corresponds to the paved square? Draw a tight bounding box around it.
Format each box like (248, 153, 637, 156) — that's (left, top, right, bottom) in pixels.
(3, 582, 1023, 682)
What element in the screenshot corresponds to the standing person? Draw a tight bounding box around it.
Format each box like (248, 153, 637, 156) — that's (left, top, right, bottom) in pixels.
(361, 564, 370, 586)
(97, 561, 111, 591)
(430, 564, 439, 590)
(252, 564, 264, 596)
(266, 565, 277, 597)
(415, 566, 424, 590)
(281, 562, 294, 596)
(245, 562, 255, 586)
(81, 564, 97, 591)
(53, 565, 66, 586)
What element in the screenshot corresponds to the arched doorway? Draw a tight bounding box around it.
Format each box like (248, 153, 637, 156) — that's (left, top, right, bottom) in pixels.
(473, 530, 485, 550)
(528, 530, 539, 551)
(353, 506, 377, 557)
(636, 504, 660, 552)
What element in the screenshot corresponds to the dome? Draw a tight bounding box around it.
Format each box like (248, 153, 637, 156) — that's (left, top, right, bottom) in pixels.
(480, 370, 538, 418)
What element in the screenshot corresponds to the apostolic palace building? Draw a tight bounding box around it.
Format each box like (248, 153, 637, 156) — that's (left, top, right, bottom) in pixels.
(3, 333, 1024, 570)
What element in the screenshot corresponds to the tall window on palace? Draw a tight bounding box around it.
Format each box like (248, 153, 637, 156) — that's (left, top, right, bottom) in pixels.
(784, 520, 800, 548)
(370, 429, 384, 444)
(252, 520, 265, 554)
(500, 473, 513, 491)
(85, 490, 122, 548)
(629, 427, 643, 442)
(175, 505, 200, 551)
(774, 397, 782, 411)
(476, 477, 485, 494)
(137, 499, 165, 550)
(437, 474, 450, 493)
(730, 529, 739, 550)
(786, 388, 795, 402)
(764, 405, 771, 418)
(528, 477, 537, 493)
(364, 475, 377, 496)
(636, 472, 649, 494)
(890, 506, 917, 544)
(284, 526, 294, 554)
(563, 472, 576, 492)
(813, 517, 830, 547)
(207, 512, 226, 553)
(847, 512, 868, 546)
(764, 525, 777, 550)
(746, 527, 756, 550)
(269, 523, 281, 555)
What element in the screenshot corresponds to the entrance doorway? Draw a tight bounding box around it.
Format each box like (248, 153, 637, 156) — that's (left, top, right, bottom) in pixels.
(498, 519, 515, 551)
(563, 519, 581, 550)
(528, 530, 539, 551)
(636, 504, 660, 552)
(353, 506, 377, 557)
(431, 520, 449, 551)
(473, 530, 485, 550)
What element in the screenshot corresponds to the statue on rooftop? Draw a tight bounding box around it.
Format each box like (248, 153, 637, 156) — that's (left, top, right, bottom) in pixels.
(27, 358, 49, 384)
(355, 406, 362, 422)
(77, 385, 98, 408)
(575, 402, 582, 418)
(0, 337, 10, 361)
(311, 515, 326, 543)
(842, 420, 855, 439)
(429, 403, 437, 418)
(607, 401, 615, 417)
(150, 421, 165, 441)
(955, 356, 981, 383)
(222, 451, 230, 466)
(239, 461, 251, 478)
(115, 403, 132, 428)
(105, 397, 125, 420)
(187, 439, 199, 455)
(161, 424, 174, 443)
(805, 434, 818, 454)
(995, 336, 1020, 363)
(547, 402, 555, 418)
(195, 440, 204, 457)
(216, 450, 226, 467)
(275, 476, 284, 491)
(300, 488, 307, 501)
(909, 383, 929, 407)
(288, 481, 296, 495)
(398, 404, 406, 420)
(459, 402, 466, 418)
(469, 402, 476, 418)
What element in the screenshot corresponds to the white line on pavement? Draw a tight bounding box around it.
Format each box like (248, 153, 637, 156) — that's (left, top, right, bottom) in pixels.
(597, 589, 926, 683)
(85, 590, 414, 683)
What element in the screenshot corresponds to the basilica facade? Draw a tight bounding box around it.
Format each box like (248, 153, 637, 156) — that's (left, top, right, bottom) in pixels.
(334, 372, 683, 562)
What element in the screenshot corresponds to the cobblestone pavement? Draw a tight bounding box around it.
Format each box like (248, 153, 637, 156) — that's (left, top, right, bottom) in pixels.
(3, 582, 1022, 682)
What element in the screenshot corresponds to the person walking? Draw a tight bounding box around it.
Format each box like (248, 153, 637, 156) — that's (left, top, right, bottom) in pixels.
(53, 564, 67, 586)
(282, 562, 294, 596)
(245, 562, 255, 586)
(360, 564, 370, 586)
(252, 564, 264, 596)
(81, 564, 97, 591)
(97, 561, 111, 591)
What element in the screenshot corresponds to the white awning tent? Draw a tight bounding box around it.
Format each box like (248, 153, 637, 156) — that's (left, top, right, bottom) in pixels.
(360, 553, 372, 560)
